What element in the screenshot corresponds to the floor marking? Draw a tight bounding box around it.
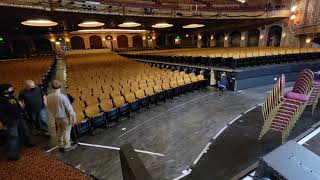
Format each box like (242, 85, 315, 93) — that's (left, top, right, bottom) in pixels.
(193, 142, 211, 165)
(228, 114, 242, 125)
(119, 92, 218, 138)
(46, 145, 60, 153)
(298, 126, 320, 145)
(172, 168, 192, 180)
(243, 106, 257, 114)
(78, 142, 165, 157)
(213, 125, 228, 140)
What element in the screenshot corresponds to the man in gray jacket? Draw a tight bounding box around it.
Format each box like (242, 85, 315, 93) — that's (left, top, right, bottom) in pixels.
(47, 80, 77, 152)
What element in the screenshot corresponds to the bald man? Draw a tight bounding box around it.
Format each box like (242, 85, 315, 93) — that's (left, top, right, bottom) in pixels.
(19, 80, 48, 134)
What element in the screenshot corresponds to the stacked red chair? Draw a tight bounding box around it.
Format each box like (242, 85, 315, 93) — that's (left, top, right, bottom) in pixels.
(307, 80, 320, 115)
(259, 69, 314, 143)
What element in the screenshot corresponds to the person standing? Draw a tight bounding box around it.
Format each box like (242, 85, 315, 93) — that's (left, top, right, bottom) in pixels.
(47, 80, 77, 152)
(0, 84, 33, 160)
(19, 80, 48, 134)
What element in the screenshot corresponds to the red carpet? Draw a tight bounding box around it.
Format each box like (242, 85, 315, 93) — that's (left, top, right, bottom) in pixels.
(0, 148, 89, 180)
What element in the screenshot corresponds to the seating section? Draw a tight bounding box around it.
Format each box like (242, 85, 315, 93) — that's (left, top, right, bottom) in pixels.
(259, 69, 314, 143)
(0, 57, 55, 95)
(66, 52, 207, 136)
(121, 47, 320, 69)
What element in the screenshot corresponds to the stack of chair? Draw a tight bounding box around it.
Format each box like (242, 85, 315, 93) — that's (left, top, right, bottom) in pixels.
(259, 69, 314, 143)
(307, 80, 320, 115)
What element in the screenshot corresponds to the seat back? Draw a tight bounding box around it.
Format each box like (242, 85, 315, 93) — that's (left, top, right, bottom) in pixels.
(113, 96, 126, 107)
(110, 91, 121, 99)
(162, 83, 171, 90)
(170, 81, 178, 88)
(292, 69, 314, 95)
(75, 111, 86, 124)
(85, 104, 100, 118)
(145, 87, 155, 95)
(135, 89, 146, 99)
(124, 93, 136, 103)
(154, 85, 163, 93)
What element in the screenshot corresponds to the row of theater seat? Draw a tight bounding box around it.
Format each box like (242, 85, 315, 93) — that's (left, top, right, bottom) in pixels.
(0, 56, 56, 95)
(114, 47, 154, 53)
(121, 51, 320, 69)
(65, 52, 208, 136)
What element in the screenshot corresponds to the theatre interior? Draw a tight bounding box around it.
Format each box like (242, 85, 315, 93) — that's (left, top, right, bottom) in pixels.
(1, 0, 320, 179)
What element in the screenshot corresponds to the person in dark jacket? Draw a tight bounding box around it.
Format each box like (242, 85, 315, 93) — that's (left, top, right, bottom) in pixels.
(19, 80, 48, 134)
(0, 84, 33, 160)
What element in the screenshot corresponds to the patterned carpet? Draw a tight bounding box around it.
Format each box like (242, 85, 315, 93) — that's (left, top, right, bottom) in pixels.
(0, 147, 89, 180)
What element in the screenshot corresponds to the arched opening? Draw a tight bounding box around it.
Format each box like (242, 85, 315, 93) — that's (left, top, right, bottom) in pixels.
(12, 39, 31, 56)
(214, 33, 224, 47)
(132, 35, 143, 48)
(230, 31, 241, 47)
(156, 34, 166, 47)
(267, 25, 282, 47)
(117, 35, 129, 49)
(34, 38, 52, 53)
(247, 29, 260, 47)
(70, 36, 85, 49)
(89, 35, 103, 49)
(181, 35, 193, 47)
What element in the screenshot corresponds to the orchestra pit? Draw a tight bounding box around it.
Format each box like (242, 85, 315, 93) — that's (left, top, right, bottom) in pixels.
(0, 0, 320, 180)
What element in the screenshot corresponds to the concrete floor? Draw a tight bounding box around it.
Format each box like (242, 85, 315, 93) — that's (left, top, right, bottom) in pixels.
(50, 83, 274, 180)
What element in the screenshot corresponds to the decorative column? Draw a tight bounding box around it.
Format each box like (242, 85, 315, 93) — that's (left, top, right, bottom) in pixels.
(142, 36, 147, 47)
(224, 33, 229, 48)
(259, 27, 268, 47)
(128, 35, 133, 48)
(209, 34, 215, 47)
(83, 35, 91, 49)
(240, 31, 248, 47)
(197, 34, 202, 48)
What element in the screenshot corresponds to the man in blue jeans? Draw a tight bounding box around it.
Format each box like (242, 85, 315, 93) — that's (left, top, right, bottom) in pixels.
(0, 84, 33, 160)
(19, 80, 48, 135)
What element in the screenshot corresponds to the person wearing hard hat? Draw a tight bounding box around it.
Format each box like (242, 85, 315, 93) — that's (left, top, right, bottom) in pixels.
(0, 84, 33, 160)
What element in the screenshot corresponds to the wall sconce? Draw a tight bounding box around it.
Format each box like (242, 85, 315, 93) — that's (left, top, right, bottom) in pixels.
(152, 36, 156, 40)
(102, 38, 106, 41)
(306, 38, 312, 44)
(143, 36, 146, 40)
(241, 36, 245, 40)
(65, 38, 70, 42)
(107, 36, 112, 40)
(55, 41, 60, 45)
(198, 35, 202, 40)
(290, 14, 296, 20)
(113, 37, 117, 41)
(210, 35, 214, 40)
(290, 5, 297, 12)
(186, 34, 189, 37)
(224, 36, 228, 41)
(260, 35, 264, 40)
(282, 33, 286, 38)
(50, 38, 56, 42)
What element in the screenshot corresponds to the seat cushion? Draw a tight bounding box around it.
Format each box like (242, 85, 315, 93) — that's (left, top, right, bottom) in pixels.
(285, 91, 308, 102)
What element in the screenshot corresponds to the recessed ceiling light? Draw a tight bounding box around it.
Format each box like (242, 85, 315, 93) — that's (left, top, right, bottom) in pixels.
(21, 19, 58, 27)
(182, 24, 205, 29)
(118, 22, 141, 27)
(71, 29, 147, 33)
(152, 23, 173, 28)
(78, 21, 105, 27)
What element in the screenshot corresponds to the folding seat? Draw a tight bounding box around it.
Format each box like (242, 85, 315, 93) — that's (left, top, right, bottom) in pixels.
(147, 82, 156, 88)
(197, 74, 207, 88)
(110, 90, 121, 99)
(170, 80, 180, 96)
(85, 96, 99, 106)
(145, 87, 157, 104)
(131, 86, 140, 93)
(113, 96, 130, 117)
(162, 82, 173, 98)
(85, 104, 106, 128)
(155, 79, 163, 85)
(139, 83, 148, 90)
(73, 99, 86, 112)
(183, 76, 193, 91)
(135, 89, 149, 108)
(124, 92, 140, 111)
(121, 88, 131, 96)
(73, 110, 93, 136)
(154, 85, 166, 102)
(177, 78, 187, 94)
(190, 75, 200, 89)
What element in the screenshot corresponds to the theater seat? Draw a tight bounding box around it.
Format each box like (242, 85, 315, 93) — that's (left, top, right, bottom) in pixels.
(124, 92, 140, 111)
(113, 96, 130, 117)
(154, 85, 166, 102)
(74, 111, 92, 136)
(85, 104, 105, 127)
(135, 89, 149, 108)
(100, 99, 118, 121)
(145, 87, 157, 104)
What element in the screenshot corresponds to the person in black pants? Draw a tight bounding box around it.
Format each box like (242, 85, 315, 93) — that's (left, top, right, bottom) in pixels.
(0, 84, 33, 160)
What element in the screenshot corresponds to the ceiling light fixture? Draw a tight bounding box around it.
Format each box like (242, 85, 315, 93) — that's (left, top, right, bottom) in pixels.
(72, 29, 147, 33)
(182, 24, 205, 29)
(118, 22, 141, 27)
(78, 21, 105, 27)
(152, 23, 173, 28)
(291, 5, 297, 12)
(21, 19, 58, 27)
